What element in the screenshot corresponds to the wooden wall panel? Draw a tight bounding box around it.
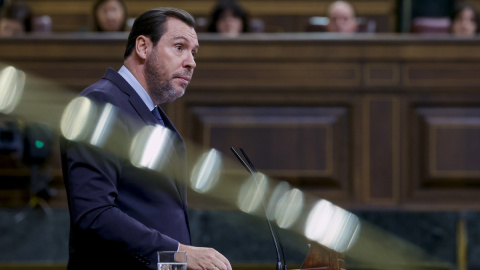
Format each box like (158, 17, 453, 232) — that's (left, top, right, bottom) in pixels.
(187, 106, 351, 196)
(364, 63, 400, 87)
(362, 97, 399, 204)
(404, 63, 480, 87)
(15, 61, 121, 88)
(417, 108, 480, 182)
(408, 106, 480, 207)
(3, 34, 480, 210)
(193, 63, 361, 88)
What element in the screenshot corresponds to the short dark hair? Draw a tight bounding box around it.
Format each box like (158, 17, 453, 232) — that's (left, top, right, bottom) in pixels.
(1, 2, 32, 32)
(207, 0, 249, 33)
(450, 1, 479, 33)
(124, 7, 195, 59)
(93, 0, 128, 32)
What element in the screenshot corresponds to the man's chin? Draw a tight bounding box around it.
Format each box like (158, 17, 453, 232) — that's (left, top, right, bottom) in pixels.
(175, 86, 187, 97)
(164, 88, 185, 103)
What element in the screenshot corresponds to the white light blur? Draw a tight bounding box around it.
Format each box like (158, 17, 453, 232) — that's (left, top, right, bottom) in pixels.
(266, 181, 291, 220)
(60, 97, 96, 141)
(190, 148, 223, 193)
(275, 188, 304, 229)
(304, 199, 361, 253)
(0, 66, 25, 114)
(237, 172, 268, 214)
(130, 125, 174, 171)
(89, 103, 117, 147)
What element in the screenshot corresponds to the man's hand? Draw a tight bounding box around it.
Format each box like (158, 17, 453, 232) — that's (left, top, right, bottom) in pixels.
(178, 244, 232, 270)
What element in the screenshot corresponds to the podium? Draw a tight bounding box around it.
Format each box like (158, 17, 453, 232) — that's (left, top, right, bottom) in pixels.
(296, 242, 346, 270)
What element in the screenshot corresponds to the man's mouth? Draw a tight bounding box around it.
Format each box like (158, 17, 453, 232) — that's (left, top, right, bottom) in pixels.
(175, 76, 191, 84)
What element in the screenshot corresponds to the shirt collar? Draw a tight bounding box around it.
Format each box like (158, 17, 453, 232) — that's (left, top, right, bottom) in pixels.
(118, 65, 155, 111)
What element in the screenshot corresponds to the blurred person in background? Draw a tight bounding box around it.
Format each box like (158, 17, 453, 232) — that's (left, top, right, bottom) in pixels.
(0, 1, 32, 37)
(450, 1, 479, 36)
(93, 0, 127, 32)
(325, 0, 358, 33)
(207, 0, 249, 37)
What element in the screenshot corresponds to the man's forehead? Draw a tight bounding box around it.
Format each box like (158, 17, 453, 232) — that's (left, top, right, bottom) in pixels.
(329, 2, 355, 16)
(164, 17, 198, 41)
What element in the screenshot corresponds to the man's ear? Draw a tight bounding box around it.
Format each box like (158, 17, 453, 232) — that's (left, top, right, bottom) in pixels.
(135, 35, 150, 60)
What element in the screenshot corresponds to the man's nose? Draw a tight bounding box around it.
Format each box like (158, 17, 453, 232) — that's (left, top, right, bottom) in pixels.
(184, 53, 196, 70)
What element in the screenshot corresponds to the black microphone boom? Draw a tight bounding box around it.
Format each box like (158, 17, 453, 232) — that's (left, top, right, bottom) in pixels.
(239, 148, 288, 270)
(230, 147, 287, 270)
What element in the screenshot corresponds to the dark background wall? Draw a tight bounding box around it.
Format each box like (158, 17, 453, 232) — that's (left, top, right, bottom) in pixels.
(0, 208, 309, 266)
(2, 208, 480, 269)
(411, 0, 455, 17)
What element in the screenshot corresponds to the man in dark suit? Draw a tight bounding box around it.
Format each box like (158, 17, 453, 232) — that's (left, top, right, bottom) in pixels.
(60, 7, 231, 270)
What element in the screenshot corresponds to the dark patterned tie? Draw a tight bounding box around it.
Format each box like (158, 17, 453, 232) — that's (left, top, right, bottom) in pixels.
(151, 107, 165, 126)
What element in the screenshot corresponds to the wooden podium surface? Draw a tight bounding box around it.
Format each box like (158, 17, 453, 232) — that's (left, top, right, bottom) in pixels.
(298, 243, 345, 270)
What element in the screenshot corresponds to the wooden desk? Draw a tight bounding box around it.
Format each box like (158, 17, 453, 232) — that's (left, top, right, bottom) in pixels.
(2, 33, 480, 211)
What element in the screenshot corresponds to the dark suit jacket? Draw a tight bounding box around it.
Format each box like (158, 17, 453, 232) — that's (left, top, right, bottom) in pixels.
(60, 68, 190, 270)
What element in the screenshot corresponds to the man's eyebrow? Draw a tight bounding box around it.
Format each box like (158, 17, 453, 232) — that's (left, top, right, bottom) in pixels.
(172, 36, 199, 49)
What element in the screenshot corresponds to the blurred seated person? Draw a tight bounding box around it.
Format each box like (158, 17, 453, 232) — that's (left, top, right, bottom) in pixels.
(326, 0, 358, 33)
(450, 1, 479, 36)
(207, 0, 249, 37)
(0, 2, 32, 37)
(93, 0, 127, 32)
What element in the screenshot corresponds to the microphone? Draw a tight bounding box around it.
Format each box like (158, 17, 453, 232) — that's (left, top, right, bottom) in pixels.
(239, 148, 287, 270)
(230, 147, 287, 270)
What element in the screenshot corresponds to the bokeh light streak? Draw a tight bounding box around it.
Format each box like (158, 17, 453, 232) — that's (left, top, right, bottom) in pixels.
(89, 103, 117, 147)
(266, 181, 290, 221)
(304, 199, 360, 253)
(305, 199, 332, 242)
(190, 148, 222, 193)
(130, 125, 174, 171)
(344, 213, 361, 252)
(324, 207, 347, 251)
(60, 97, 96, 141)
(237, 172, 268, 214)
(0, 66, 25, 114)
(275, 188, 304, 229)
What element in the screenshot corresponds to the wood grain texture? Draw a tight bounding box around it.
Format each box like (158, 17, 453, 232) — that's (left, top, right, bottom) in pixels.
(2, 34, 480, 210)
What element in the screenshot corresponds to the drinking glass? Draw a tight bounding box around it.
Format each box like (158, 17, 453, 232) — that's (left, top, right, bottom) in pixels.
(157, 251, 187, 270)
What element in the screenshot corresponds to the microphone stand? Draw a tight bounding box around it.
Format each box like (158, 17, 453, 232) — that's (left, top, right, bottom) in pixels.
(240, 148, 288, 270)
(231, 147, 287, 270)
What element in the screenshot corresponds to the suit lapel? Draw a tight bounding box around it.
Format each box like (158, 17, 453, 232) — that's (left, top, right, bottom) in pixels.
(158, 107, 190, 241)
(158, 106, 188, 208)
(103, 68, 186, 206)
(103, 68, 158, 127)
